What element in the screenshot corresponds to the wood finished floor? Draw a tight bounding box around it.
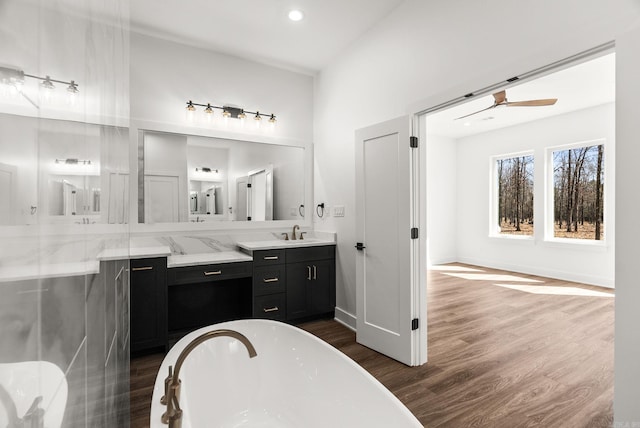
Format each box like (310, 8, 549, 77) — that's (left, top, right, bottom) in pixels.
(130, 263, 615, 427)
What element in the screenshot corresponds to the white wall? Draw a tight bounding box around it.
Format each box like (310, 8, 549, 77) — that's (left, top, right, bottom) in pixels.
(455, 103, 614, 287)
(130, 32, 313, 144)
(614, 22, 640, 425)
(425, 133, 457, 265)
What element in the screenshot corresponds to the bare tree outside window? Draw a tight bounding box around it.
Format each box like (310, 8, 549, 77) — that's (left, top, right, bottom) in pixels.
(552, 144, 604, 240)
(496, 155, 534, 236)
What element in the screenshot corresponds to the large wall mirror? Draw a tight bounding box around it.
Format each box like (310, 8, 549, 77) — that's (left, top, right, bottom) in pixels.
(0, 113, 129, 225)
(140, 130, 306, 224)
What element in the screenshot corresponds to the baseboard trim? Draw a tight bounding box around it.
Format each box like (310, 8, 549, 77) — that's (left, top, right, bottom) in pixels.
(456, 257, 614, 289)
(334, 306, 356, 331)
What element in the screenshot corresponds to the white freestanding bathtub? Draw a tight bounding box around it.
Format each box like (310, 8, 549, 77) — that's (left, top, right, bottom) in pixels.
(150, 319, 422, 427)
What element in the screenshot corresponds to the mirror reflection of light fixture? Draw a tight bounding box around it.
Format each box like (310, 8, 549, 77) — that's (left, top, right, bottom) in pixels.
(195, 167, 218, 173)
(0, 65, 79, 106)
(1, 65, 80, 109)
(55, 158, 92, 165)
(184, 101, 277, 124)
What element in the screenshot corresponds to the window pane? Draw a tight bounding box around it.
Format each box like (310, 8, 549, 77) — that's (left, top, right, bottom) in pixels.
(552, 144, 604, 240)
(496, 155, 534, 236)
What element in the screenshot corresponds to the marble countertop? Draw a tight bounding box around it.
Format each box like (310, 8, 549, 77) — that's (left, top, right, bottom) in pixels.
(167, 251, 252, 268)
(0, 261, 101, 283)
(96, 246, 172, 261)
(236, 238, 336, 252)
(0, 231, 337, 282)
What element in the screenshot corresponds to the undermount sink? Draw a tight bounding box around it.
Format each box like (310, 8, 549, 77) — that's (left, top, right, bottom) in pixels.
(0, 361, 68, 428)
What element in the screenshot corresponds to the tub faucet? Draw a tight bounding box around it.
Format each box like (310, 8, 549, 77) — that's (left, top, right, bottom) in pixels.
(160, 329, 257, 428)
(291, 224, 300, 240)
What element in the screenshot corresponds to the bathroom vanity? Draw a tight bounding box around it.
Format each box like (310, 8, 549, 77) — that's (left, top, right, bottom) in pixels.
(127, 236, 336, 353)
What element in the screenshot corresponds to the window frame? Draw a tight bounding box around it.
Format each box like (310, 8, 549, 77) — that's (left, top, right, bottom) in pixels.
(544, 138, 606, 246)
(489, 150, 535, 240)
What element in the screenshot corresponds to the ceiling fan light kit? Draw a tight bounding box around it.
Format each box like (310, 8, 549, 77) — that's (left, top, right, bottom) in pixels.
(455, 89, 557, 120)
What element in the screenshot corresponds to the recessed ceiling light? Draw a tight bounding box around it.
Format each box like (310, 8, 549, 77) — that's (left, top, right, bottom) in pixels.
(288, 9, 304, 21)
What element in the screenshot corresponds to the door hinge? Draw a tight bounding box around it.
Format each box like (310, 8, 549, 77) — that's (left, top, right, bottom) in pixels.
(411, 318, 419, 330)
(247, 183, 252, 188)
(247, 216, 252, 221)
(411, 227, 419, 239)
(410, 136, 418, 148)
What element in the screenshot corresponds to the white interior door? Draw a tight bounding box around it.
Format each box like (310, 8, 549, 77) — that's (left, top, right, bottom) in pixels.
(0, 162, 16, 225)
(355, 115, 421, 366)
(144, 175, 179, 223)
(236, 176, 249, 220)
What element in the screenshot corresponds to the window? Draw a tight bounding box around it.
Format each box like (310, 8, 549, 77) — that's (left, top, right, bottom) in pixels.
(495, 154, 534, 236)
(551, 143, 605, 240)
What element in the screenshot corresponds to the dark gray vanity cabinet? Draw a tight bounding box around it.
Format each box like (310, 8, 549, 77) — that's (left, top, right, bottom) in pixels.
(285, 246, 335, 321)
(252, 249, 287, 320)
(130, 257, 167, 353)
(166, 261, 253, 344)
(251, 245, 335, 322)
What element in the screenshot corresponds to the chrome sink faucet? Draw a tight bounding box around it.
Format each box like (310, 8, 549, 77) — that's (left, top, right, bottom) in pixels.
(291, 224, 300, 240)
(160, 329, 257, 428)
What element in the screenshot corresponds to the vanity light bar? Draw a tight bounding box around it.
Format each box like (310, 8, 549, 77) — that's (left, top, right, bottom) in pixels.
(186, 100, 277, 123)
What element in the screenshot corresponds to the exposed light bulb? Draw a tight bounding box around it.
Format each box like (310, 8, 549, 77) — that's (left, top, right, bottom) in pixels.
(186, 100, 196, 122)
(40, 76, 55, 104)
(238, 110, 246, 120)
(67, 80, 79, 94)
(268, 114, 276, 123)
(222, 109, 231, 118)
(288, 10, 304, 21)
(41, 76, 55, 90)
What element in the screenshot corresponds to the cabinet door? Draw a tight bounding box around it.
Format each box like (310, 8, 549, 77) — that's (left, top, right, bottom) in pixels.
(309, 259, 335, 315)
(130, 258, 167, 352)
(286, 262, 312, 320)
(286, 259, 336, 320)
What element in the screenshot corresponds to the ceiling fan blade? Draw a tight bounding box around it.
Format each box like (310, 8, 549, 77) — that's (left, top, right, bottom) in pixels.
(493, 90, 506, 105)
(505, 98, 558, 107)
(454, 104, 496, 120)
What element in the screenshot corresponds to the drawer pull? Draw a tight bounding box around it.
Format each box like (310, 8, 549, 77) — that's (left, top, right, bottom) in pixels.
(307, 266, 312, 281)
(313, 265, 317, 280)
(132, 266, 153, 272)
(263, 256, 279, 260)
(263, 278, 279, 283)
(263, 306, 279, 313)
(204, 270, 222, 276)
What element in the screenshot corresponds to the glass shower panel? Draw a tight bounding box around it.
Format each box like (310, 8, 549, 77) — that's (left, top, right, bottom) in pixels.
(0, 1, 130, 427)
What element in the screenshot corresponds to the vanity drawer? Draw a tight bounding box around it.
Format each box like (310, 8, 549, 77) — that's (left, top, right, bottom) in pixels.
(286, 245, 335, 263)
(168, 261, 253, 285)
(253, 249, 286, 266)
(253, 293, 286, 321)
(253, 265, 286, 296)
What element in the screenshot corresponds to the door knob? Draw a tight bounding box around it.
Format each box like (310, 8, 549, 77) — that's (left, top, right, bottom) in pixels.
(355, 242, 366, 251)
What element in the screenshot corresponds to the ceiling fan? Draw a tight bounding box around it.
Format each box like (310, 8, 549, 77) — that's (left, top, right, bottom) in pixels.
(455, 90, 557, 120)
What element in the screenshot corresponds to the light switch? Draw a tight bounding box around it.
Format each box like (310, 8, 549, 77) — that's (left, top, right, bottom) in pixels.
(333, 205, 345, 217)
